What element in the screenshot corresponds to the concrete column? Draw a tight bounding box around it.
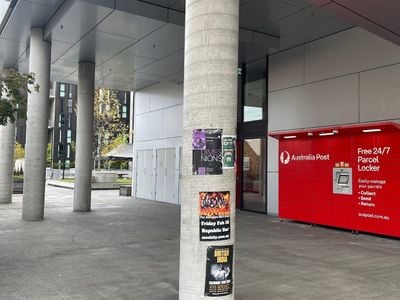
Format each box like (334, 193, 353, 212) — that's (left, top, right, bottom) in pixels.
(22, 28, 51, 220)
(0, 118, 15, 204)
(179, 0, 239, 299)
(73, 62, 95, 212)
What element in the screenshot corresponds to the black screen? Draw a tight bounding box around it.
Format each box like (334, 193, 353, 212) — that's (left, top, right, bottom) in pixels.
(338, 174, 349, 184)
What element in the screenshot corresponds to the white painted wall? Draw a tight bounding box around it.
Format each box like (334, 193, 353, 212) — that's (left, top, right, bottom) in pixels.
(268, 27, 400, 215)
(133, 82, 183, 204)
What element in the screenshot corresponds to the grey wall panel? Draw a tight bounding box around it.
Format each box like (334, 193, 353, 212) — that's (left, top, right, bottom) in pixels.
(135, 90, 150, 115)
(269, 45, 305, 92)
(305, 27, 400, 83)
(162, 105, 183, 139)
(135, 110, 163, 141)
(269, 74, 359, 131)
(360, 63, 400, 122)
(267, 136, 278, 172)
(149, 83, 183, 111)
(267, 172, 278, 215)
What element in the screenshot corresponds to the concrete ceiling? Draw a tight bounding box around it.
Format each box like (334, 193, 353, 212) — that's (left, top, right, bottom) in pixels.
(309, 0, 400, 48)
(0, 0, 358, 91)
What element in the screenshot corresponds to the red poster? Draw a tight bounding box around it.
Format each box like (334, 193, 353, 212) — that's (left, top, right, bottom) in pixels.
(272, 122, 400, 237)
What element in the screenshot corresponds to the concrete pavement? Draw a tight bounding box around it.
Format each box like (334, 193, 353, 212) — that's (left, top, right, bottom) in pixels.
(1, 186, 400, 299)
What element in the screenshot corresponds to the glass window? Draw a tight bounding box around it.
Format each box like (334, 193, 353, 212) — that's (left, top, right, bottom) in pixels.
(67, 113, 72, 128)
(243, 58, 267, 122)
(242, 138, 266, 212)
(67, 99, 73, 113)
(67, 130, 72, 143)
(60, 84, 65, 97)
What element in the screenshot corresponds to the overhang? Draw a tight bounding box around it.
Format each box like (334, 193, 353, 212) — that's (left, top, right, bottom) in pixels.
(0, 0, 356, 91)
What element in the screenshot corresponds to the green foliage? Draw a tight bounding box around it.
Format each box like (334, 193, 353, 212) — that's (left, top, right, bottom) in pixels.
(14, 142, 25, 160)
(0, 69, 39, 126)
(101, 133, 128, 157)
(116, 178, 132, 184)
(93, 88, 127, 165)
(46, 143, 52, 167)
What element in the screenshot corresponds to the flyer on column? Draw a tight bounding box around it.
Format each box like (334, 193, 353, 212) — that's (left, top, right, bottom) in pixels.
(199, 191, 231, 241)
(205, 245, 234, 297)
(192, 129, 223, 175)
(222, 135, 236, 169)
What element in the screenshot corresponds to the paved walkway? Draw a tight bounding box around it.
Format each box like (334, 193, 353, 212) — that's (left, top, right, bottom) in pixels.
(1, 186, 400, 299)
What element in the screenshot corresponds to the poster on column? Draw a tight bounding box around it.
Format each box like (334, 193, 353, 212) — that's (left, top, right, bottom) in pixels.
(192, 129, 223, 175)
(205, 245, 234, 297)
(222, 135, 236, 169)
(199, 191, 231, 241)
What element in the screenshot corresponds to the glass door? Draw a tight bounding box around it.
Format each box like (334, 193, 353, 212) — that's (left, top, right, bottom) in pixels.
(241, 138, 267, 213)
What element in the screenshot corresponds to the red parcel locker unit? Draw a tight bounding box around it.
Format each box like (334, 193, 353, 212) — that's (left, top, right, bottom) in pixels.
(269, 122, 400, 237)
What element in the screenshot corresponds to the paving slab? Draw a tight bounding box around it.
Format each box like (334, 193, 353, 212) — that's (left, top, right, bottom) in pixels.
(1, 186, 400, 299)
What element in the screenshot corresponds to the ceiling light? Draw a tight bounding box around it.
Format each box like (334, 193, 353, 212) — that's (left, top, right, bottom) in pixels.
(362, 128, 381, 133)
(319, 131, 335, 136)
(283, 135, 296, 139)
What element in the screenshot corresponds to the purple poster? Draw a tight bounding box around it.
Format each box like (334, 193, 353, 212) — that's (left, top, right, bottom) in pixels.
(192, 129, 223, 175)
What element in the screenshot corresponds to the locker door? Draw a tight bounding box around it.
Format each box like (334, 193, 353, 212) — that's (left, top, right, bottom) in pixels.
(144, 150, 154, 200)
(136, 150, 146, 198)
(136, 150, 153, 199)
(156, 149, 165, 202)
(164, 148, 176, 204)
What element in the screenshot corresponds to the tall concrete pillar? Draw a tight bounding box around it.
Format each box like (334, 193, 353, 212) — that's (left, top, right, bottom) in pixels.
(0, 115, 15, 204)
(73, 62, 95, 212)
(22, 28, 51, 220)
(179, 0, 240, 299)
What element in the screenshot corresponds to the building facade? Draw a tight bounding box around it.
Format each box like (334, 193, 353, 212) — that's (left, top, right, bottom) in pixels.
(2, 1, 400, 298)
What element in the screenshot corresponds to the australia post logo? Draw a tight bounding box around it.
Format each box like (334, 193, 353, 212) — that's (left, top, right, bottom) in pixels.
(280, 151, 291, 165)
(280, 151, 330, 165)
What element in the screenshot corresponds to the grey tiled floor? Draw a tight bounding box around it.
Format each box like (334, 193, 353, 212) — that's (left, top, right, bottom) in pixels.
(1, 186, 400, 299)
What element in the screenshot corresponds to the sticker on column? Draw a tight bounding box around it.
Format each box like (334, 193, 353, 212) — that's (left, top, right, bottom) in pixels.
(199, 191, 230, 241)
(222, 135, 236, 169)
(205, 245, 234, 297)
(192, 129, 223, 175)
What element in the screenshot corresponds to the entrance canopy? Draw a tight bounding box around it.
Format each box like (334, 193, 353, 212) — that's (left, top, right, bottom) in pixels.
(2, 1, 400, 92)
(103, 143, 133, 160)
(0, 0, 356, 91)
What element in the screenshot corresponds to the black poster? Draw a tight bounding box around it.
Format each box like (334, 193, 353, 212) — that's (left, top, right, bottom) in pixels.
(199, 191, 231, 241)
(192, 129, 223, 175)
(205, 245, 234, 297)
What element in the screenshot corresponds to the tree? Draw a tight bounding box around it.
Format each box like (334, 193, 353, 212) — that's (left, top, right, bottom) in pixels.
(46, 143, 52, 167)
(0, 69, 39, 126)
(14, 142, 25, 160)
(93, 88, 127, 169)
(101, 133, 128, 157)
